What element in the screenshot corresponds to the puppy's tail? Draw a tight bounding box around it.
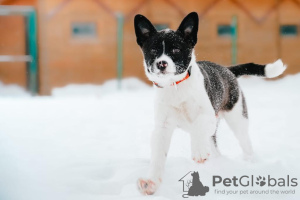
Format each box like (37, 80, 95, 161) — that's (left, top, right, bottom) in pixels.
(228, 59, 286, 78)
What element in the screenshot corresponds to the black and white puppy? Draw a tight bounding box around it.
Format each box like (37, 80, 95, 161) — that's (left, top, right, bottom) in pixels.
(134, 12, 286, 195)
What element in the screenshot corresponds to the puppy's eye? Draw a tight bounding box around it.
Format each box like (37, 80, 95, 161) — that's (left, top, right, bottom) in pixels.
(150, 49, 157, 54)
(172, 49, 180, 54)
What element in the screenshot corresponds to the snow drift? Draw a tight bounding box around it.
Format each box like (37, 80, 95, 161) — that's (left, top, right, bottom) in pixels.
(0, 75, 299, 200)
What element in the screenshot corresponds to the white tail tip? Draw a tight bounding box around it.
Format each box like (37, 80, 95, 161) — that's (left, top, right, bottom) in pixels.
(265, 59, 287, 78)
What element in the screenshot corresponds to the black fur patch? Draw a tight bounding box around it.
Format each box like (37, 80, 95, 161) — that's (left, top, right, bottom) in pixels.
(241, 91, 248, 118)
(212, 118, 220, 148)
(228, 63, 266, 78)
(212, 135, 217, 147)
(198, 61, 240, 115)
(134, 14, 157, 47)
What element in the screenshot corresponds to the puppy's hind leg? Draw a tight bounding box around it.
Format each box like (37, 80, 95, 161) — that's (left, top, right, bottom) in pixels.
(210, 119, 221, 157)
(223, 92, 254, 158)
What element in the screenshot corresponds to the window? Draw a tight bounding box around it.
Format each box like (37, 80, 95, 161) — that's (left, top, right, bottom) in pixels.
(280, 25, 298, 36)
(217, 25, 232, 37)
(72, 22, 97, 38)
(154, 24, 169, 31)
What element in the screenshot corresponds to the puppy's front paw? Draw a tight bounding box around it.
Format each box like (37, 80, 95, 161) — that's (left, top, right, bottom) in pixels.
(137, 178, 161, 195)
(192, 145, 211, 163)
(193, 153, 210, 163)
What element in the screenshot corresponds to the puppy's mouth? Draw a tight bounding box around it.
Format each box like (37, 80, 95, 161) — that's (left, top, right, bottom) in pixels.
(146, 70, 189, 88)
(150, 71, 176, 79)
(157, 71, 173, 75)
(147, 67, 175, 76)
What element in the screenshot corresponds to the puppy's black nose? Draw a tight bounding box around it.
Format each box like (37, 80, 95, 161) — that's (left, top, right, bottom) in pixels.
(156, 61, 168, 71)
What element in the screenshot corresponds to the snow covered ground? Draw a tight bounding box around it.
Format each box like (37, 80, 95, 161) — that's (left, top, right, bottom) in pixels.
(0, 75, 299, 200)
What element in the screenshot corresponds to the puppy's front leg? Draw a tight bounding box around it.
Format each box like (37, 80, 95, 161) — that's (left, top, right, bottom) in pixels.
(138, 123, 174, 195)
(190, 115, 216, 163)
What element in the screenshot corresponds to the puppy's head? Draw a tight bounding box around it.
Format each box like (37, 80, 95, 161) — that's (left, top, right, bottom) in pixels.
(134, 12, 199, 87)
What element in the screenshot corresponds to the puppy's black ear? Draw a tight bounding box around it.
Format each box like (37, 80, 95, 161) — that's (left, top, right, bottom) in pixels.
(134, 14, 157, 47)
(177, 12, 199, 46)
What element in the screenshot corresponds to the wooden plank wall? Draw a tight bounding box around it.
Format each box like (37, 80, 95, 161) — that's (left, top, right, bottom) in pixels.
(0, 16, 27, 86)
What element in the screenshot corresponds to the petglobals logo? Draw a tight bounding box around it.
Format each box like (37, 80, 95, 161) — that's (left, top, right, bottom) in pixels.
(178, 172, 298, 198)
(179, 171, 209, 198)
(213, 175, 298, 187)
(212, 175, 298, 196)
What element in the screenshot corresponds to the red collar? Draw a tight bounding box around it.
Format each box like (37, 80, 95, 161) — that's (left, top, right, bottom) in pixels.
(153, 69, 191, 88)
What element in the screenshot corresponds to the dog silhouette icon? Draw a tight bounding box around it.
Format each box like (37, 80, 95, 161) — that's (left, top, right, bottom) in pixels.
(188, 172, 209, 196)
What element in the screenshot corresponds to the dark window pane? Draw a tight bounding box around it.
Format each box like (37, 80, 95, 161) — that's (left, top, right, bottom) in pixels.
(280, 25, 297, 36)
(154, 24, 169, 31)
(72, 22, 97, 38)
(218, 25, 232, 37)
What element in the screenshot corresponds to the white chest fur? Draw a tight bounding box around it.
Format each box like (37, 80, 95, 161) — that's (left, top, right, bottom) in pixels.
(153, 62, 215, 128)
